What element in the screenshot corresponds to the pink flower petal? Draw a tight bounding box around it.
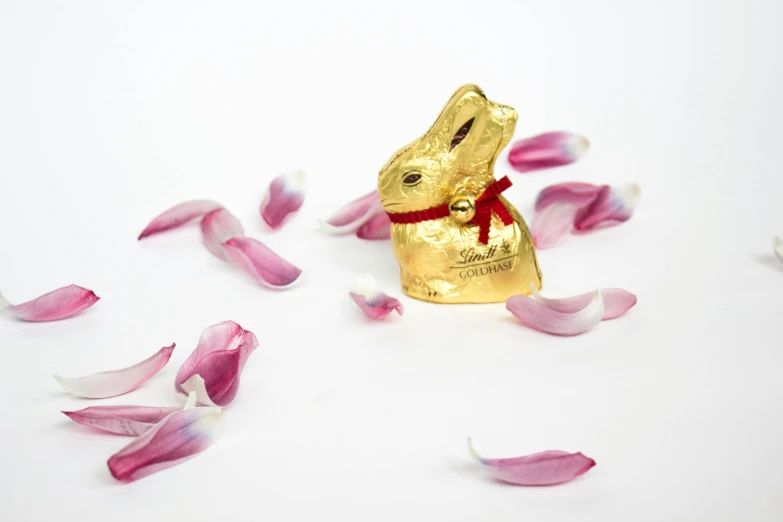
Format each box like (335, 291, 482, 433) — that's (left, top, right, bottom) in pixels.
(175, 321, 258, 407)
(773, 237, 783, 263)
(0, 284, 99, 322)
(138, 199, 222, 240)
(200, 208, 245, 261)
(319, 190, 383, 234)
(506, 290, 604, 336)
(468, 438, 595, 486)
(260, 170, 306, 230)
(54, 344, 175, 399)
(62, 405, 181, 436)
(532, 286, 637, 320)
(574, 184, 641, 232)
(349, 274, 403, 320)
(534, 182, 604, 212)
(508, 132, 590, 173)
(531, 203, 579, 249)
(107, 404, 224, 482)
(223, 237, 304, 289)
(179, 374, 219, 407)
(356, 210, 392, 240)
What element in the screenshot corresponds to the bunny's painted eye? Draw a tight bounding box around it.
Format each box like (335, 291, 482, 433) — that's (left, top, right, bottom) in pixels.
(450, 117, 474, 151)
(402, 172, 422, 186)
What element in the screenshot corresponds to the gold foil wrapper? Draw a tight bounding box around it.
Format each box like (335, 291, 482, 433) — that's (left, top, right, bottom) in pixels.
(378, 84, 542, 304)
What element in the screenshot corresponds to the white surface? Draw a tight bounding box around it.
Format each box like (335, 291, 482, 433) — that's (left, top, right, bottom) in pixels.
(1, 1, 782, 520)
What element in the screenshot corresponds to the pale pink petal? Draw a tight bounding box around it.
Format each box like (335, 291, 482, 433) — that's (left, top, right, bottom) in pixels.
(532, 286, 637, 320)
(468, 438, 595, 486)
(356, 210, 392, 240)
(534, 182, 604, 212)
(62, 405, 180, 436)
(138, 199, 222, 240)
(773, 237, 783, 263)
(531, 203, 579, 249)
(200, 208, 245, 261)
(508, 132, 590, 174)
(260, 170, 306, 229)
(319, 190, 383, 234)
(107, 405, 224, 482)
(349, 274, 403, 320)
(506, 290, 604, 336)
(223, 237, 304, 289)
(175, 321, 258, 407)
(0, 285, 99, 322)
(54, 344, 175, 399)
(574, 184, 641, 232)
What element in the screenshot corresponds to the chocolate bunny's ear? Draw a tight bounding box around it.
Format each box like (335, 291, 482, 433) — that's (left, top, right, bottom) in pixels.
(423, 84, 487, 150)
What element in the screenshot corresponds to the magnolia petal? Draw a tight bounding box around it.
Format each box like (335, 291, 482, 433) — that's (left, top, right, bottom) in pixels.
(0, 285, 99, 322)
(200, 208, 245, 261)
(506, 290, 604, 336)
(138, 200, 222, 240)
(508, 132, 590, 174)
(574, 184, 641, 232)
(62, 405, 180, 436)
(319, 190, 382, 234)
(532, 285, 637, 320)
(175, 321, 258, 407)
(534, 182, 604, 212)
(774, 237, 783, 263)
(349, 273, 403, 320)
(531, 203, 579, 249)
(107, 404, 224, 482)
(223, 237, 304, 289)
(468, 438, 595, 486)
(180, 374, 219, 407)
(54, 344, 175, 399)
(260, 170, 306, 229)
(356, 210, 392, 240)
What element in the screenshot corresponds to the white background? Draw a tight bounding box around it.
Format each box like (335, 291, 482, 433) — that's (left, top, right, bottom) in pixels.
(1, 1, 782, 520)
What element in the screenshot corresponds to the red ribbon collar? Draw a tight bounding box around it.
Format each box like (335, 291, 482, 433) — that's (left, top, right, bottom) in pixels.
(386, 176, 514, 245)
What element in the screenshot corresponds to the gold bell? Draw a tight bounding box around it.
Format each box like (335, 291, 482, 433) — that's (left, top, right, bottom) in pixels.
(449, 194, 476, 223)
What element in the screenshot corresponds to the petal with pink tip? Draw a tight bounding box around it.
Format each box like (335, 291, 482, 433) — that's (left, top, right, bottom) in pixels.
(532, 286, 637, 320)
(138, 199, 222, 240)
(468, 438, 595, 486)
(107, 404, 224, 482)
(62, 405, 181, 436)
(54, 344, 175, 399)
(349, 274, 403, 320)
(200, 208, 245, 261)
(534, 182, 604, 212)
(506, 290, 604, 336)
(774, 237, 783, 263)
(356, 210, 392, 240)
(319, 190, 382, 234)
(574, 184, 641, 232)
(175, 321, 258, 407)
(508, 132, 590, 174)
(0, 285, 99, 322)
(223, 237, 304, 289)
(531, 203, 579, 249)
(260, 170, 306, 230)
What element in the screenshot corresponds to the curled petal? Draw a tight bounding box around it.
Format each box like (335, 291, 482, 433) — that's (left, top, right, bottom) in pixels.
(319, 190, 382, 234)
(260, 170, 306, 229)
(774, 237, 783, 263)
(532, 285, 637, 320)
(223, 237, 304, 289)
(0, 285, 99, 322)
(107, 403, 224, 482)
(508, 132, 590, 174)
(356, 210, 392, 240)
(175, 321, 258, 407)
(534, 182, 604, 212)
(138, 199, 222, 240)
(506, 290, 604, 336)
(180, 374, 219, 407)
(349, 274, 403, 320)
(200, 208, 245, 261)
(54, 344, 175, 399)
(531, 203, 578, 249)
(468, 438, 595, 486)
(62, 405, 180, 436)
(574, 184, 640, 232)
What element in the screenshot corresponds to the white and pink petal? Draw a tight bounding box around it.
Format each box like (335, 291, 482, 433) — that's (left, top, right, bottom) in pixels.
(506, 290, 604, 336)
(138, 200, 222, 240)
(0, 285, 99, 322)
(531, 203, 579, 249)
(200, 208, 245, 261)
(534, 182, 604, 212)
(349, 274, 403, 320)
(223, 237, 304, 289)
(260, 170, 306, 230)
(319, 190, 383, 235)
(532, 286, 637, 320)
(356, 210, 392, 240)
(62, 405, 181, 436)
(574, 184, 641, 232)
(508, 132, 590, 174)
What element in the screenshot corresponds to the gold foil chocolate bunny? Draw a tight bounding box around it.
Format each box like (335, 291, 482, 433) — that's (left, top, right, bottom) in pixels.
(378, 84, 542, 304)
